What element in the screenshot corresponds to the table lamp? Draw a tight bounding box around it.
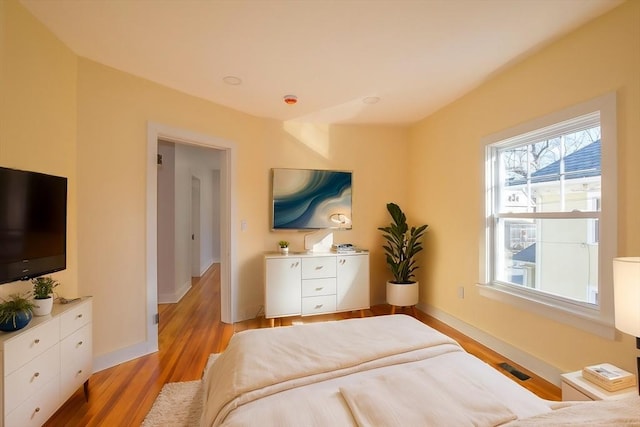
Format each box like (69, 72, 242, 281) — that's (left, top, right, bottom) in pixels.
(613, 257, 640, 395)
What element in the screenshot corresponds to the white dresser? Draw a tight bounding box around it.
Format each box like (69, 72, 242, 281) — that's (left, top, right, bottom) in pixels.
(264, 252, 369, 325)
(0, 298, 92, 427)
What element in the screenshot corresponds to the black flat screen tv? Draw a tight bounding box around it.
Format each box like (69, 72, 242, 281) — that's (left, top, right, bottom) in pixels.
(272, 168, 352, 230)
(0, 166, 67, 284)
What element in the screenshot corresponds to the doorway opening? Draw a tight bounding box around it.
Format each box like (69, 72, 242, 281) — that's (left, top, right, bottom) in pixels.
(146, 122, 236, 353)
(156, 142, 221, 304)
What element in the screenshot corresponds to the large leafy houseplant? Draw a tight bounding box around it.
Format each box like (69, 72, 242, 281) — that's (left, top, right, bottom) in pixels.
(378, 203, 428, 284)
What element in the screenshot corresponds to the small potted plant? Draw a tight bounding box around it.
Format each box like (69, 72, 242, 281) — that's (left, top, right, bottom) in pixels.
(0, 294, 35, 332)
(378, 203, 428, 312)
(278, 240, 290, 254)
(31, 276, 60, 316)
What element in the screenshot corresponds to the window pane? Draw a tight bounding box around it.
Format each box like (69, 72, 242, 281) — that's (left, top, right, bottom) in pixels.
(498, 127, 601, 214)
(495, 218, 598, 304)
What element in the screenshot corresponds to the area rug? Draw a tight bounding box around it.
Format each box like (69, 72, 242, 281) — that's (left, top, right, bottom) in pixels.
(143, 354, 219, 426)
(141, 380, 202, 426)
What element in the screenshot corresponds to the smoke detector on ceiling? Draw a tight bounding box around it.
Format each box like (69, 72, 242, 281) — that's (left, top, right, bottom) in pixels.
(283, 95, 298, 105)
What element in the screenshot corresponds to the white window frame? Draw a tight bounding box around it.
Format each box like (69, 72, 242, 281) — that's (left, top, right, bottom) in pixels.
(478, 93, 617, 339)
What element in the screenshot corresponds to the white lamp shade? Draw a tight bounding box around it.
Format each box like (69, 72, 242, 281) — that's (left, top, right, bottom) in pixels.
(613, 257, 640, 337)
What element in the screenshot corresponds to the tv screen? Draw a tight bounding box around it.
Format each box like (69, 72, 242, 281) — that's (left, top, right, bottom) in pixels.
(0, 167, 67, 284)
(272, 168, 352, 230)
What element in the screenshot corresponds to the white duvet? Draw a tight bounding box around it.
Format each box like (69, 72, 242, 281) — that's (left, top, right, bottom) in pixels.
(200, 315, 562, 427)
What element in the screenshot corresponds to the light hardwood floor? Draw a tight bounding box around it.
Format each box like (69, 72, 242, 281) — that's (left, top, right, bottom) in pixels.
(46, 263, 560, 426)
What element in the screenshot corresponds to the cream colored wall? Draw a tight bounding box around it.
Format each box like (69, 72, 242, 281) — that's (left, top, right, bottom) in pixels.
(0, 0, 78, 297)
(409, 0, 640, 375)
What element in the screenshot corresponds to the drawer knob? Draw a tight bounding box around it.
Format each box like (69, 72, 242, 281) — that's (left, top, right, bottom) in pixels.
(314, 304, 323, 309)
(315, 266, 323, 270)
(34, 339, 40, 344)
(315, 287, 323, 291)
(77, 314, 83, 318)
(78, 341, 84, 346)
(77, 369, 83, 375)
(34, 372, 40, 378)
(34, 407, 40, 413)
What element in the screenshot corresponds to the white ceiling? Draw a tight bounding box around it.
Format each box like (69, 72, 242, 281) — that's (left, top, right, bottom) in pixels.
(20, 0, 622, 125)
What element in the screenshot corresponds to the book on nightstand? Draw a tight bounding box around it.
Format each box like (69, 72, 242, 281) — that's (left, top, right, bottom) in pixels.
(582, 363, 636, 392)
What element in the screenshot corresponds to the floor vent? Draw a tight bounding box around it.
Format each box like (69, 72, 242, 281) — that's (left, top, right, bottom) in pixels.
(498, 362, 531, 381)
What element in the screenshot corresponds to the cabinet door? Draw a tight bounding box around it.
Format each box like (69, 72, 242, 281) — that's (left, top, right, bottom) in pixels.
(4, 318, 60, 375)
(265, 258, 302, 318)
(60, 299, 92, 338)
(60, 323, 93, 399)
(4, 344, 60, 416)
(5, 375, 60, 427)
(337, 254, 370, 311)
(561, 382, 593, 401)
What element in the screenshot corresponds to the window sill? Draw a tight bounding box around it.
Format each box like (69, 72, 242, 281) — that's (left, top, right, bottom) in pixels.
(477, 282, 615, 340)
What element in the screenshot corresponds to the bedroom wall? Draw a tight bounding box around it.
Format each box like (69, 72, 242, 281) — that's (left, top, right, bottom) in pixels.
(0, 0, 78, 297)
(408, 0, 639, 379)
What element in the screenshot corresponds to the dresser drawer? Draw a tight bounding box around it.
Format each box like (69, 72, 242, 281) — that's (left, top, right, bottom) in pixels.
(60, 323, 92, 398)
(5, 375, 59, 427)
(60, 300, 92, 338)
(301, 278, 337, 297)
(301, 257, 336, 279)
(3, 318, 60, 374)
(4, 344, 60, 415)
(302, 295, 336, 315)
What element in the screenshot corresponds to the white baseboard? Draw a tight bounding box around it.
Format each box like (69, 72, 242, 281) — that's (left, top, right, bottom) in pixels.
(419, 303, 562, 387)
(236, 304, 263, 323)
(93, 339, 158, 373)
(200, 260, 214, 277)
(158, 281, 192, 304)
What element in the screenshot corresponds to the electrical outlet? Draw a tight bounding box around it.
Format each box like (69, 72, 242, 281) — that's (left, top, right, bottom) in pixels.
(457, 286, 465, 299)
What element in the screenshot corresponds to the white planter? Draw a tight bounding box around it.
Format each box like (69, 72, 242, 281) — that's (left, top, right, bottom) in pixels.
(32, 296, 54, 316)
(279, 247, 289, 254)
(386, 281, 419, 307)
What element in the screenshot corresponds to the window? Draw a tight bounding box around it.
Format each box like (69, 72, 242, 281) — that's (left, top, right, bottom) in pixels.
(480, 94, 617, 338)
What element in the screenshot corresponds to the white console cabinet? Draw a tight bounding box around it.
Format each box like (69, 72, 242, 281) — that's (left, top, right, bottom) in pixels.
(0, 297, 92, 427)
(265, 252, 369, 324)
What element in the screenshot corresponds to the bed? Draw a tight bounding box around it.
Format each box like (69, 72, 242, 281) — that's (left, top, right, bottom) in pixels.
(200, 314, 640, 426)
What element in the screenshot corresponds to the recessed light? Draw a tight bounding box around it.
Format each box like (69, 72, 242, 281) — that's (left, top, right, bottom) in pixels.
(363, 96, 380, 105)
(223, 76, 242, 85)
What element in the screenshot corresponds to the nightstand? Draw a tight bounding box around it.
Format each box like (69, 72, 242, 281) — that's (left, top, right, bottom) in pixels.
(561, 370, 638, 401)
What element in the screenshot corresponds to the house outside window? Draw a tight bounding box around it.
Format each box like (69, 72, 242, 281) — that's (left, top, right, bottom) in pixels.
(480, 94, 617, 338)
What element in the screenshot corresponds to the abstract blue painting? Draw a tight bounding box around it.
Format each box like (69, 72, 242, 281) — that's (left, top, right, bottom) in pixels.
(272, 168, 352, 229)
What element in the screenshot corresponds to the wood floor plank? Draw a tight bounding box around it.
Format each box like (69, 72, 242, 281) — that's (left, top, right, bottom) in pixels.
(46, 264, 560, 426)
